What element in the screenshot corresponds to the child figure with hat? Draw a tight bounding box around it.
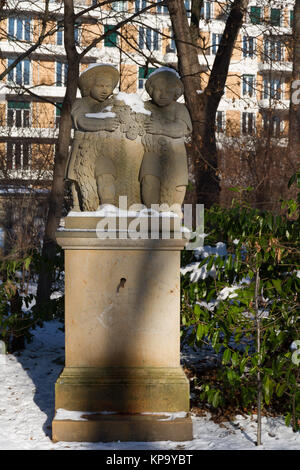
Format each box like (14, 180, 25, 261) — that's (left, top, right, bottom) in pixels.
(139, 67, 192, 215)
(65, 63, 120, 211)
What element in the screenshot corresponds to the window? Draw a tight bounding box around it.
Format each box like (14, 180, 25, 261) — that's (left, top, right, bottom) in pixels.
(55, 102, 62, 127)
(57, 22, 80, 45)
(243, 36, 255, 58)
(0, 227, 4, 250)
(217, 2, 230, 21)
(242, 112, 255, 135)
(74, 23, 80, 45)
(167, 30, 176, 53)
(157, 0, 168, 14)
(270, 8, 281, 27)
(184, 0, 192, 16)
(7, 59, 30, 85)
(242, 74, 255, 97)
(264, 37, 282, 61)
(57, 23, 63, 45)
(262, 113, 281, 137)
(8, 17, 31, 41)
(139, 27, 159, 51)
(250, 6, 261, 24)
(216, 111, 225, 133)
(263, 78, 281, 100)
(7, 101, 30, 127)
(211, 33, 222, 55)
(6, 141, 30, 170)
(135, 0, 146, 12)
(104, 25, 118, 47)
(111, 1, 127, 11)
(201, 2, 212, 20)
(138, 66, 156, 89)
(56, 61, 68, 86)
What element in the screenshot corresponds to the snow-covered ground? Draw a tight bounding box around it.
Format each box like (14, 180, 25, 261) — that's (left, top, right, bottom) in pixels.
(1, 320, 300, 450)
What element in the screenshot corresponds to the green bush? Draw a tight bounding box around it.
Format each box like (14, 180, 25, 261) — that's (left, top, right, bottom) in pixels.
(0, 246, 64, 352)
(181, 177, 300, 433)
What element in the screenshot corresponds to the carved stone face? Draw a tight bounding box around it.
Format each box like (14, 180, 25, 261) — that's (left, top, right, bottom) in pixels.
(151, 77, 177, 107)
(90, 77, 115, 102)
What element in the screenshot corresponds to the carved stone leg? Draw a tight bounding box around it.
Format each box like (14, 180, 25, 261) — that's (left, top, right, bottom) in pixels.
(71, 182, 81, 212)
(96, 174, 116, 205)
(172, 185, 186, 218)
(141, 175, 160, 207)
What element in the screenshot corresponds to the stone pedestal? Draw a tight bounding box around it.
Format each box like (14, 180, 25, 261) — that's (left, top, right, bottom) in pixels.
(52, 214, 192, 442)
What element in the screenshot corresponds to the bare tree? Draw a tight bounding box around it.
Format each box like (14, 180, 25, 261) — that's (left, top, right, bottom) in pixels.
(167, 0, 249, 207)
(36, 0, 162, 307)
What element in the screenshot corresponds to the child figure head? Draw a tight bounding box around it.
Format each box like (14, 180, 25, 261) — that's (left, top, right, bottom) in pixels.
(78, 64, 119, 101)
(145, 67, 184, 107)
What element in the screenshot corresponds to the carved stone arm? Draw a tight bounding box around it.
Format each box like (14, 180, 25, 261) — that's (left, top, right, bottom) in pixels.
(76, 115, 118, 132)
(144, 118, 189, 139)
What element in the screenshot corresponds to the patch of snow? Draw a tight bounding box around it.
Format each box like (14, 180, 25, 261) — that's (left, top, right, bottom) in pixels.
(54, 409, 117, 421)
(148, 67, 180, 79)
(181, 261, 216, 282)
(115, 92, 151, 115)
(1, 320, 300, 449)
(79, 63, 118, 77)
(85, 106, 116, 119)
(218, 286, 239, 300)
(194, 242, 228, 260)
(142, 412, 187, 421)
(67, 206, 179, 218)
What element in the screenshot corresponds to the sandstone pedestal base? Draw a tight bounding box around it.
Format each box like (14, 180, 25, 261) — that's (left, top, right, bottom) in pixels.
(53, 216, 192, 442)
(52, 412, 193, 443)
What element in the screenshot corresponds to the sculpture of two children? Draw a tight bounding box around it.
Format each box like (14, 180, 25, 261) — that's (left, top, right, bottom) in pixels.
(65, 63, 192, 216)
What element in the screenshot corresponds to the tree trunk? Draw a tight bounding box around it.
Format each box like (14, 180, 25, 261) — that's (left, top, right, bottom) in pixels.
(168, 0, 248, 207)
(36, 0, 79, 309)
(289, 0, 300, 173)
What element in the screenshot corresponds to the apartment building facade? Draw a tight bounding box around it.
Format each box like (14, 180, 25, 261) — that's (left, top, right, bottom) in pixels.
(0, 0, 295, 251)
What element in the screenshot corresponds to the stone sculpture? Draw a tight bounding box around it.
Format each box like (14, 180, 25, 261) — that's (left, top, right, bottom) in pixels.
(65, 64, 192, 215)
(140, 68, 192, 212)
(65, 64, 120, 211)
(65, 63, 148, 211)
(54, 68, 193, 445)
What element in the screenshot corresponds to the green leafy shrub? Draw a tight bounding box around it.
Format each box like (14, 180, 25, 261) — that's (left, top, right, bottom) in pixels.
(0, 246, 65, 352)
(181, 178, 300, 435)
(0, 256, 35, 351)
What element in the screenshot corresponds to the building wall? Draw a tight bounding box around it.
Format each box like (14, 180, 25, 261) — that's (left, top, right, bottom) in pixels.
(0, 0, 294, 181)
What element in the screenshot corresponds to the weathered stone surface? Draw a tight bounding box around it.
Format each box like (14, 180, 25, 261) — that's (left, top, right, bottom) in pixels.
(140, 69, 192, 212)
(52, 225, 192, 442)
(52, 412, 193, 443)
(65, 64, 147, 210)
(63, 245, 181, 367)
(54, 366, 190, 413)
(65, 65, 192, 215)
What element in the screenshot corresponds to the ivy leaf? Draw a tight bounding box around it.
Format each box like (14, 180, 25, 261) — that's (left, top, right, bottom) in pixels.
(276, 383, 286, 398)
(206, 256, 215, 271)
(285, 412, 292, 427)
(194, 303, 201, 318)
(211, 330, 219, 350)
(272, 279, 282, 295)
(212, 390, 221, 408)
(196, 323, 206, 341)
(263, 375, 274, 405)
(24, 257, 31, 271)
(222, 348, 231, 364)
